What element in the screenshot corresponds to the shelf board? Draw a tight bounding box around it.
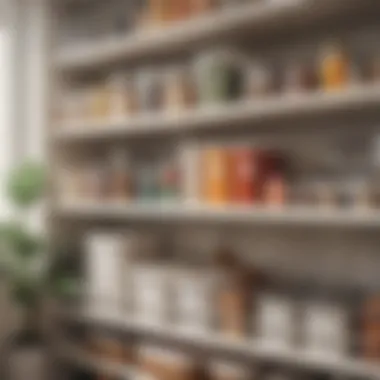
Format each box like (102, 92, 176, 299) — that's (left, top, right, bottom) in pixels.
(58, 343, 138, 378)
(61, 309, 380, 378)
(55, 201, 380, 229)
(54, 85, 380, 142)
(54, 0, 372, 72)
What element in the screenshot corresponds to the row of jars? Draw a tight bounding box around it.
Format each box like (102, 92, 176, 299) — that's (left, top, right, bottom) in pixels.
(84, 233, 380, 362)
(58, 142, 380, 211)
(58, 44, 380, 124)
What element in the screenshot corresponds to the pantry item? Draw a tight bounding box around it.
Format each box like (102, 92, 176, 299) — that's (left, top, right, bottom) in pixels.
(215, 247, 252, 337)
(194, 50, 245, 105)
(137, 69, 164, 113)
(262, 152, 287, 206)
(83, 162, 109, 200)
(163, 66, 195, 113)
(107, 73, 137, 118)
(88, 83, 111, 119)
(263, 173, 286, 206)
(303, 300, 349, 356)
(132, 264, 170, 325)
(85, 232, 126, 316)
(229, 148, 265, 204)
(320, 42, 349, 91)
(283, 61, 317, 94)
(247, 62, 273, 97)
(109, 149, 131, 201)
(218, 270, 250, 337)
(58, 164, 82, 202)
(175, 267, 218, 333)
(181, 141, 200, 204)
(209, 361, 252, 380)
(158, 156, 179, 200)
(139, 345, 197, 380)
(136, 162, 159, 200)
(362, 295, 380, 360)
(201, 147, 229, 204)
(256, 293, 296, 349)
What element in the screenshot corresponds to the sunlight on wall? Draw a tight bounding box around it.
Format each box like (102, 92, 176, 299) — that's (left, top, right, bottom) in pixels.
(0, 29, 11, 220)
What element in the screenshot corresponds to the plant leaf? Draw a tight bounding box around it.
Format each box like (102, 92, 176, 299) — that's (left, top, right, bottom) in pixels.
(2, 223, 44, 259)
(7, 162, 45, 207)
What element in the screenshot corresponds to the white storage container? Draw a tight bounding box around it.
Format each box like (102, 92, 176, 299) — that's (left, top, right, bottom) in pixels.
(255, 293, 296, 350)
(303, 301, 349, 357)
(132, 264, 171, 326)
(85, 232, 129, 317)
(175, 268, 218, 333)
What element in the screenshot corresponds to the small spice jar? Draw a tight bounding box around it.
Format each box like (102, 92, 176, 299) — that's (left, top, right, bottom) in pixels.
(107, 73, 137, 119)
(137, 69, 164, 113)
(163, 66, 195, 114)
(108, 149, 131, 201)
(282, 61, 317, 94)
(320, 42, 349, 91)
(262, 173, 287, 206)
(88, 82, 112, 120)
(158, 155, 179, 201)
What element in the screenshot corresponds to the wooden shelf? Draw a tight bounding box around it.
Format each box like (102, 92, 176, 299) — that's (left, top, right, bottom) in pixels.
(54, 85, 380, 142)
(54, 0, 372, 72)
(60, 309, 380, 378)
(55, 201, 380, 229)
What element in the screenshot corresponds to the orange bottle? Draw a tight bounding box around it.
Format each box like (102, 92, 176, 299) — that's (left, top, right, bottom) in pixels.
(320, 42, 349, 91)
(202, 147, 229, 205)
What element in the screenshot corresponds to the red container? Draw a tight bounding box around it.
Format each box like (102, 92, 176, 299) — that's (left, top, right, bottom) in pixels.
(229, 148, 265, 204)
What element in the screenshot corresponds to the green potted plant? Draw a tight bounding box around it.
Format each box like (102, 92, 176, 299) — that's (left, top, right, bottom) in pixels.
(0, 162, 48, 379)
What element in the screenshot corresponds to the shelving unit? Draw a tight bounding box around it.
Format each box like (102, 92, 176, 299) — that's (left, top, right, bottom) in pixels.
(55, 85, 380, 142)
(54, 0, 376, 72)
(51, 0, 380, 379)
(56, 201, 380, 229)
